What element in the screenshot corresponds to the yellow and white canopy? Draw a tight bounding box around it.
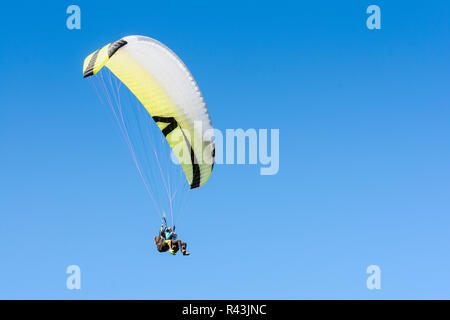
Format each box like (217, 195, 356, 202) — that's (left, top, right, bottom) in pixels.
(83, 35, 214, 188)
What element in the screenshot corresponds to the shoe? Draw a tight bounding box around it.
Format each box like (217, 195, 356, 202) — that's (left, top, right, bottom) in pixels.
(182, 251, 190, 256)
(169, 249, 176, 255)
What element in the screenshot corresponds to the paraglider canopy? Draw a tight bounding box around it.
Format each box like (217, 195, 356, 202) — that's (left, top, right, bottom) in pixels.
(83, 35, 215, 189)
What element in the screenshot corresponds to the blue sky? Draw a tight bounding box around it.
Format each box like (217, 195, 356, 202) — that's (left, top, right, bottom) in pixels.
(1, 1, 449, 299)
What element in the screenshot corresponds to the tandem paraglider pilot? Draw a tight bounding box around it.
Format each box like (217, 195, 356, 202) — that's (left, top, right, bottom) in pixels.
(154, 224, 190, 256)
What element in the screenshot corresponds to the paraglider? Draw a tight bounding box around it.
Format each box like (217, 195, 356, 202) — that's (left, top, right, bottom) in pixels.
(83, 35, 215, 256)
(154, 222, 190, 256)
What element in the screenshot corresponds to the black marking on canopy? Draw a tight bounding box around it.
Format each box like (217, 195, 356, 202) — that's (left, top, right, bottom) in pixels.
(211, 147, 215, 171)
(83, 49, 100, 78)
(181, 130, 201, 189)
(108, 39, 128, 58)
(152, 116, 178, 137)
(152, 115, 201, 189)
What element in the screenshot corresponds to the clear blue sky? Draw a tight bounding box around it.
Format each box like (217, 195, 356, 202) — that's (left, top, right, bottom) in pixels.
(1, 1, 449, 299)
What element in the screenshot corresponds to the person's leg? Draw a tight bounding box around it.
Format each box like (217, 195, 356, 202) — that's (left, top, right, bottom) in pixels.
(160, 240, 169, 252)
(171, 240, 181, 253)
(168, 240, 178, 255)
(179, 241, 189, 255)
